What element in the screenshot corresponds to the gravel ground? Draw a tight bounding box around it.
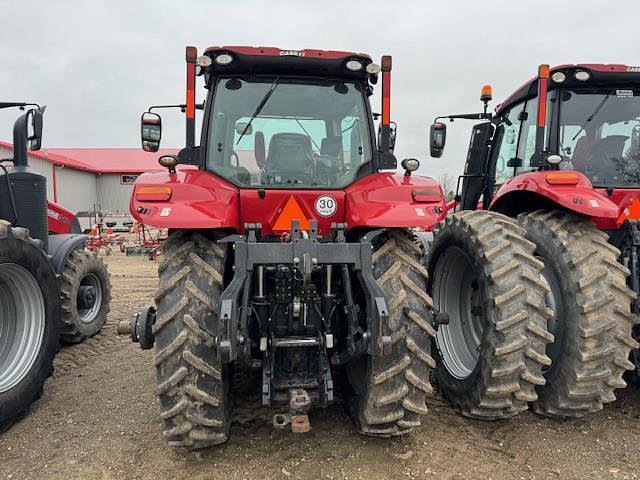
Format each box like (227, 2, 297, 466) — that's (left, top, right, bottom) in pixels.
(1, 251, 640, 480)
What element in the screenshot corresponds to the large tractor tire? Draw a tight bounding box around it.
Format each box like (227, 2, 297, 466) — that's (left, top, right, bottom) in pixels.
(0, 221, 60, 430)
(59, 250, 111, 343)
(518, 210, 637, 417)
(427, 211, 553, 419)
(346, 229, 434, 436)
(153, 230, 232, 450)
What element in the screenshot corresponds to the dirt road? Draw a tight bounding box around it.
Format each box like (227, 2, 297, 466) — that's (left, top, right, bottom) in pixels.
(1, 252, 639, 480)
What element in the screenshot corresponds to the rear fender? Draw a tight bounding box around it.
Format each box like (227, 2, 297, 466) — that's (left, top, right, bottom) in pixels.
(490, 171, 619, 222)
(48, 201, 81, 234)
(47, 233, 87, 274)
(130, 170, 240, 230)
(345, 172, 446, 232)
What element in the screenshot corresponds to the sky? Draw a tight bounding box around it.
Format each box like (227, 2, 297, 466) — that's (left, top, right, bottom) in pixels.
(1, 0, 639, 181)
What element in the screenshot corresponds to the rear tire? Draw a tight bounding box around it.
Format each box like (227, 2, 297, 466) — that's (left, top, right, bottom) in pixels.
(518, 210, 638, 417)
(427, 211, 553, 419)
(59, 250, 111, 344)
(154, 230, 232, 450)
(347, 229, 434, 436)
(0, 221, 60, 430)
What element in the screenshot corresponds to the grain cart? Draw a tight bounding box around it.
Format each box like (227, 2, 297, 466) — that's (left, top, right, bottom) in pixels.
(429, 64, 640, 418)
(121, 45, 454, 450)
(0, 103, 111, 430)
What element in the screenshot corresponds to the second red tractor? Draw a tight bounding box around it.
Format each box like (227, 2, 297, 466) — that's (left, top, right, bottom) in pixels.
(430, 63, 640, 418)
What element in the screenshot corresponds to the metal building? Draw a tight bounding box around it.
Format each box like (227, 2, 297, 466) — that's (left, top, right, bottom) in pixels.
(0, 142, 176, 227)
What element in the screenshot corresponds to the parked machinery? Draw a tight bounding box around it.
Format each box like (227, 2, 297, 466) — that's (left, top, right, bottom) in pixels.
(0, 103, 111, 429)
(120, 46, 453, 449)
(429, 64, 640, 418)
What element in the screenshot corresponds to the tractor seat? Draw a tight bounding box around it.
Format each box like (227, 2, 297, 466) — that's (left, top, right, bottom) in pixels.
(265, 133, 313, 176)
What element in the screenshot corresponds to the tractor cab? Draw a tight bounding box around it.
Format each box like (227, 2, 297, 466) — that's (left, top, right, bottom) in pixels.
(137, 48, 412, 235)
(430, 64, 640, 216)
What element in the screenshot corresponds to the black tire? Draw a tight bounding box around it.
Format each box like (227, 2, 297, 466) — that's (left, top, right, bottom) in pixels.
(346, 229, 434, 436)
(427, 211, 553, 419)
(153, 230, 232, 450)
(59, 250, 111, 344)
(0, 221, 60, 430)
(518, 210, 638, 417)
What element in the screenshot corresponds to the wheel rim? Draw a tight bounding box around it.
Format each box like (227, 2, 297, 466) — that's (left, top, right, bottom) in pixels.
(77, 272, 102, 324)
(539, 257, 564, 371)
(433, 247, 483, 380)
(0, 263, 46, 393)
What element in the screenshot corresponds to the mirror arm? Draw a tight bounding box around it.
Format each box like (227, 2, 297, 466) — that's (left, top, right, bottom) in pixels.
(434, 113, 493, 122)
(0, 102, 41, 111)
(149, 103, 204, 114)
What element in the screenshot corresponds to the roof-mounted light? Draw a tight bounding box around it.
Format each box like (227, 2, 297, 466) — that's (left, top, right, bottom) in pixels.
(346, 59, 363, 71)
(574, 70, 590, 81)
(480, 84, 493, 102)
(366, 63, 381, 75)
(551, 71, 566, 83)
(197, 55, 212, 68)
(215, 53, 234, 65)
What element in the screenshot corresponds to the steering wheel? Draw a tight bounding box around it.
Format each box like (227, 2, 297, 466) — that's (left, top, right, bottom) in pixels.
(313, 153, 342, 175)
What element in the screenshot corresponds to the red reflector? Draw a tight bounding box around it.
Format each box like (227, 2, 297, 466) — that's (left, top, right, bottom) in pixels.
(135, 186, 172, 201)
(185, 46, 197, 63)
(412, 188, 442, 202)
(545, 172, 579, 185)
(381, 55, 392, 72)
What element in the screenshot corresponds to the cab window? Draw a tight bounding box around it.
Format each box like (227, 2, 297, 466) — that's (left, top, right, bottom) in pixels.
(491, 102, 524, 184)
(515, 99, 538, 175)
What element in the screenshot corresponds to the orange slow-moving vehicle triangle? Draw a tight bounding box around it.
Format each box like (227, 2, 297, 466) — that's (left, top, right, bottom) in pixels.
(273, 195, 310, 231)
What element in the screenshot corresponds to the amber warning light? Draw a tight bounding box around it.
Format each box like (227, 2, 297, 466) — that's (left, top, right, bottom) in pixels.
(480, 85, 493, 103)
(135, 186, 173, 202)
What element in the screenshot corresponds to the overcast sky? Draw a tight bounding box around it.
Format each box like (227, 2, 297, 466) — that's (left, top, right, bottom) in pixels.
(1, 0, 639, 180)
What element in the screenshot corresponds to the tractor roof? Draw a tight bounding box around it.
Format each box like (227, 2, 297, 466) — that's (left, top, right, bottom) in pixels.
(497, 64, 640, 115)
(202, 46, 373, 81)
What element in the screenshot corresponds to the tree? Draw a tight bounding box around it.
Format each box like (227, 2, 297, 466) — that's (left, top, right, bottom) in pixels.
(438, 173, 457, 201)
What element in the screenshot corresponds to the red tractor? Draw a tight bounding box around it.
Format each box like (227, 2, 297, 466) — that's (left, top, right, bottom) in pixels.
(429, 64, 640, 418)
(0, 103, 111, 429)
(123, 45, 455, 449)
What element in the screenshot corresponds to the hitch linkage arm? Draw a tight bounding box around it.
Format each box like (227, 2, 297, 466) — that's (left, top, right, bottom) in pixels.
(215, 221, 392, 364)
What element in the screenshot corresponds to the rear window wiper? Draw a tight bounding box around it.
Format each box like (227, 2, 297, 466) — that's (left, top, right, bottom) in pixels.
(571, 90, 614, 141)
(236, 77, 280, 145)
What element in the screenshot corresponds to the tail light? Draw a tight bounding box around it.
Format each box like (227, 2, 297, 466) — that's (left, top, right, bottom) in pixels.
(135, 186, 172, 201)
(545, 172, 579, 185)
(412, 188, 442, 202)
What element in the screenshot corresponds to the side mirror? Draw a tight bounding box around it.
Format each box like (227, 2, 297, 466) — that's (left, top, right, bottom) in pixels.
(27, 108, 44, 151)
(376, 121, 397, 152)
(389, 122, 397, 151)
(236, 122, 253, 136)
(506, 157, 523, 167)
(430, 122, 447, 158)
(632, 124, 640, 159)
(141, 112, 162, 152)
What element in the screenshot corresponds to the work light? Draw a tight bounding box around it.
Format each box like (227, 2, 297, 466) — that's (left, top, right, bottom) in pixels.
(346, 60, 363, 71)
(215, 53, 234, 65)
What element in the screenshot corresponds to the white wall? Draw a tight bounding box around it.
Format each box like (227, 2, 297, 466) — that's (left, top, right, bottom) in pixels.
(0, 146, 55, 200)
(55, 167, 98, 214)
(2, 146, 134, 216)
(97, 174, 134, 215)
